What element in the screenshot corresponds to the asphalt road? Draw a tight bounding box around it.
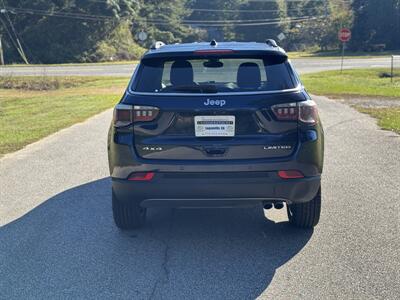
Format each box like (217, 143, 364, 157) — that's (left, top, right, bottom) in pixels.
(0, 93, 399, 299)
(0, 57, 393, 76)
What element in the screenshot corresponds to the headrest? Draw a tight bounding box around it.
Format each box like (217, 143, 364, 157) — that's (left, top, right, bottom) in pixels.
(170, 60, 194, 86)
(237, 62, 261, 89)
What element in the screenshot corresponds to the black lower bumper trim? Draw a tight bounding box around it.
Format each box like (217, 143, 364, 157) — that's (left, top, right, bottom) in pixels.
(112, 172, 321, 207)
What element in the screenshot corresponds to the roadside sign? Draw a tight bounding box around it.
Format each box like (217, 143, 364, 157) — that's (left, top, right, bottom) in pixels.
(338, 28, 351, 72)
(138, 31, 148, 42)
(338, 28, 351, 43)
(277, 32, 286, 41)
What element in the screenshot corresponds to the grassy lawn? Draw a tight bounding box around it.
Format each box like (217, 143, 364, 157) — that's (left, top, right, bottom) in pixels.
(1, 60, 139, 68)
(301, 68, 400, 133)
(302, 68, 400, 98)
(0, 76, 129, 156)
(357, 107, 400, 134)
(288, 50, 400, 59)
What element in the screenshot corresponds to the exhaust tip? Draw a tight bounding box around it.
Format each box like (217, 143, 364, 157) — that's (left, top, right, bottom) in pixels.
(274, 202, 284, 210)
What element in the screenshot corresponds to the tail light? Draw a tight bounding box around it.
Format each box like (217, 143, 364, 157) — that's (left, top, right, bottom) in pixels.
(271, 102, 298, 121)
(298, 100, 318, 124)
(133, 105, 159, 122)
(113, 104, 133, 127)
(271, 100, 319, 125)
(113, 104, 159, 127)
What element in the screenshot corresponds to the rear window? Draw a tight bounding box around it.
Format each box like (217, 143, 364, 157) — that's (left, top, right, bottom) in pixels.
(133, 55, 296, 94)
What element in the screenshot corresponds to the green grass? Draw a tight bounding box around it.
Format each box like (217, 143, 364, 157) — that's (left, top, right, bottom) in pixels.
(302, 68, 400, 98)
(301, 68, 400, 134)
(357, 107, 400, 134)
(1, 60, 139, 68)
(288, 50, 400, 59)
(0, 76, 129, 156)
(0, 76, 99, 90)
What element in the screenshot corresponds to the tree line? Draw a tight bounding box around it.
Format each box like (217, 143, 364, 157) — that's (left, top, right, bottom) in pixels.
(0, 0, 399, 64)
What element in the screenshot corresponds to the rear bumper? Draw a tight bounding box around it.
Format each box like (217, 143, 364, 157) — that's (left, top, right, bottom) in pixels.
(112, 172, 320, 207)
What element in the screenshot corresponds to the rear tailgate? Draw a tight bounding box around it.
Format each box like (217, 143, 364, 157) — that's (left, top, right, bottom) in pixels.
(126, 92, 305, 161)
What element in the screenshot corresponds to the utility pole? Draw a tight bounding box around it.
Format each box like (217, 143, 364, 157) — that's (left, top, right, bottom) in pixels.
(0, 34, 4, 65)
(1, 8, 28, 64)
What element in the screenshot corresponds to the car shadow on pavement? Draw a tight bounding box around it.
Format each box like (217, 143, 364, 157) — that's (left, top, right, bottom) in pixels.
(0, 177, 313, 299)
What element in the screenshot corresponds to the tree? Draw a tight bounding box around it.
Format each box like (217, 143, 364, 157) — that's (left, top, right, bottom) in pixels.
(133, 0, 204, 47)
(283, 0, 350, 51)
(0, 0, 140, 63)
(188, 0, 244, 41)
(234, 0, 286, 42)
(351, 0, 400, 50)
(1, 0, 398, 64)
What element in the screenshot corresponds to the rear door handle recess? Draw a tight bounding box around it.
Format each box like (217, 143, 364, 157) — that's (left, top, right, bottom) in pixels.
(204, 148, 226, 156)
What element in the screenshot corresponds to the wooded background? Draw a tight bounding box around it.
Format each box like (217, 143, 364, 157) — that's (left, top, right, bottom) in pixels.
(0, 0, 399, 64)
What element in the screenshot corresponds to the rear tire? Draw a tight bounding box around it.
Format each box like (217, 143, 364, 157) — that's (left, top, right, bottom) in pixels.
(287, 187, 321, 228)
(112, 190, 146, 229)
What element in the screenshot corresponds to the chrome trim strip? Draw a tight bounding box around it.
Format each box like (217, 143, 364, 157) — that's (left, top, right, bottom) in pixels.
(127, 84, 303, 97)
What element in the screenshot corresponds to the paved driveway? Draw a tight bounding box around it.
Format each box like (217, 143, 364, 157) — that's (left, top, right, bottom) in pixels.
(1, 95, 399, 299)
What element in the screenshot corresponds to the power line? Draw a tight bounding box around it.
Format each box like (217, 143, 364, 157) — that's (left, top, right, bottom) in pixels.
(7, 7, 332, 25)
(247, 0, 348, 2)
(141, 15, 324, 24)
(5, 7, 121, 22)
(189, 2, 349, 13)
(79, 0, 350, 13)
(189, 7, 328, 13)
(6, 6, 329, 26)
(4, 4, 335, 29)
(145, 16, 326, 27)
(145, 16, 306, 24)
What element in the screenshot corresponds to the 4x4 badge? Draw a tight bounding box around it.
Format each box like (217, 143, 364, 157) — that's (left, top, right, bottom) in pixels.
(142, 146, 163, 151)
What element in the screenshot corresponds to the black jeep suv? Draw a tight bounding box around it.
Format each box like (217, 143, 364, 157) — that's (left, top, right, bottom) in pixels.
(108, 40, 324, 229)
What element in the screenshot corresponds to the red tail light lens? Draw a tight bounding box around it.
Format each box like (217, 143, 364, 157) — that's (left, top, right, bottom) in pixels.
(271, 102, 298, 121)
(133, 105, 159, 122)
(278, 170, 304, 179)
(271, 100, 319, 125)
(128, 172, 155, 181)
(113, 104, 159, 127)
(114, 104, 133, 127)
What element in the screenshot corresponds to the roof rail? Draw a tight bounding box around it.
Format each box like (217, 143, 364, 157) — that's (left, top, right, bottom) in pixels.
(150, 41, 165, 50)
(265, 39, 278, 47)
(210, 40, 218, 47)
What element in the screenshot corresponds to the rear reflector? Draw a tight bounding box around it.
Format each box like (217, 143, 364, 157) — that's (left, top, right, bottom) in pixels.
(128, 172, 155, 181)
(278, 170, 304, 179)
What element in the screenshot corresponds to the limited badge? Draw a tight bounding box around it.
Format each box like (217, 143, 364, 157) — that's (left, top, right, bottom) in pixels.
(263, 145, 292, 150)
